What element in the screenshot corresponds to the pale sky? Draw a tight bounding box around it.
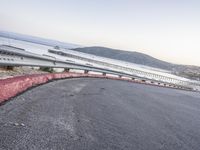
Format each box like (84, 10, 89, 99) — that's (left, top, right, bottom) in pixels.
(0, 0, 200, 66)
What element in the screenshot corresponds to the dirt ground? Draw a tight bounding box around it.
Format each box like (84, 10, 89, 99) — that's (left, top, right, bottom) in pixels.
(0, 67, 47, 79)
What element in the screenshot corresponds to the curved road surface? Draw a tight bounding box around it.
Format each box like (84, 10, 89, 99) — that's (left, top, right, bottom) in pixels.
(1, 78, 200, 150)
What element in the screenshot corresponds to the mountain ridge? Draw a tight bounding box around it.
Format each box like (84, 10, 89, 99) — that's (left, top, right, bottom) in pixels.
(73, 46, 175, 70)
(72, 46, 200, 81)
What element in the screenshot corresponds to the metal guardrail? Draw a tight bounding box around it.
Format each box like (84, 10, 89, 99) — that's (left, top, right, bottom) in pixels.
(48, 49, 200, 91)
(0, 45, 145, 80)
(0, 44, 199, 91)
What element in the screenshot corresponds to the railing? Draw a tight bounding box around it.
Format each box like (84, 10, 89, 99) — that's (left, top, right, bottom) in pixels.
(0, 44, 199, 91)
(0, 45, 145, 80)
(48, 49, 200, 91)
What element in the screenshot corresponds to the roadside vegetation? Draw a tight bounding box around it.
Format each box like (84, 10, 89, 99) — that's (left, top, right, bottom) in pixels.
(39, 67, 54, 73)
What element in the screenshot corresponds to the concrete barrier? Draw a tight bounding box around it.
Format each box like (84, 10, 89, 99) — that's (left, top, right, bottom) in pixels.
(0, 72, 104, 103)
(0, 72, 190, 104)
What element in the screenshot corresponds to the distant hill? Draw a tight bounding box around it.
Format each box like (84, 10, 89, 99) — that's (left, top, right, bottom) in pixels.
(73, 46, 175, 70)
(0, 31, 80, 49)
(73, 46, 200, 81)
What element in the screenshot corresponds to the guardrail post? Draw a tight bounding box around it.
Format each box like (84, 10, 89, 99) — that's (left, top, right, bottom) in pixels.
(84, 70, 89, 74)
(64, 68, 70, 72)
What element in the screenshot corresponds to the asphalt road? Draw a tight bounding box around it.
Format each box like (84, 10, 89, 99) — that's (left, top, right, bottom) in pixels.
(1, 78, 200, 150)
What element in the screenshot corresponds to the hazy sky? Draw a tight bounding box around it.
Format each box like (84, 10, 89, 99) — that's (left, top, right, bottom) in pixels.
(0, 0, 200, 66)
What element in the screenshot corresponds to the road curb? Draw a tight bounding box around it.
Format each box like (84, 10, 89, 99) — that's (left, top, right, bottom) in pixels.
(0, 72, 192, 104)
(0, 72, 132, 103)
